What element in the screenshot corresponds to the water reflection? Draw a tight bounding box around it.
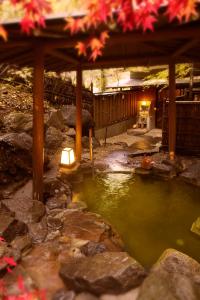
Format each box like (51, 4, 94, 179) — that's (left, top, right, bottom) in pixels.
(80, 174, 200, 268)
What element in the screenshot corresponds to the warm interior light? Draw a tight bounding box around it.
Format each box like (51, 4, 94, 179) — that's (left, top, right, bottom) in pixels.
(141, 100, 147, 106)
(60, 147, 75, 166)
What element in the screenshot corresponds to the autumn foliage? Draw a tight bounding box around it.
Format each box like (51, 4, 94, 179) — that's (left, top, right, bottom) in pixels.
(0, 0, 200, 60)
(0, 237, 46, 300)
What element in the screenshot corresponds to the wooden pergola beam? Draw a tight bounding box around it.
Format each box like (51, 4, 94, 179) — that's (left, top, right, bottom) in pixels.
(45, 49, 79, 65)
(76, 66, 82, 162)
(43, 25, 200, 50)
(76, 55, 194, 71)
(141, 42, 168, 54)
(172, 39, 199, 58)
(0, 41, 31, 49)
(168, 63, 176, 161)
(32, 45, 44, 201)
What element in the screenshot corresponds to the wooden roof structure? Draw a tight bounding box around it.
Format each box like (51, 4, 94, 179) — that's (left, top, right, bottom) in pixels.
(1, 15, 200, 71)
(1, 14, 200, 202)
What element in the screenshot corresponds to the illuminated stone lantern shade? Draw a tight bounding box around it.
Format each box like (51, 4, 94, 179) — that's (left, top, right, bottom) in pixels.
(60, 147, 75, 168)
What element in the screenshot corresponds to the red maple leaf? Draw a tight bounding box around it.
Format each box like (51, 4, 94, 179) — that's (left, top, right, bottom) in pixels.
(100, 31, 109, 43)
(0, 26, 8, 41)
(90, 48, 102, 61)
(20, 16, 35, 34)
(76, 42, 87, 56)
(3, 257, 17, 267)
(17, 276, 25, 293)
(142, 15, 156, 31)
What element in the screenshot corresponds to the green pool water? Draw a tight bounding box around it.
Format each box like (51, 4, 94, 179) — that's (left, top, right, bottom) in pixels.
(79, 173, 200, 268)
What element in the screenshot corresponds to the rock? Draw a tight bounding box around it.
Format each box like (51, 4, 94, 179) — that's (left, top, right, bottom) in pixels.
(80, 241, 107, 256)
(135, 167, 151, 175)
(137, 249, 200, 300)
(82, 136, 100, 149)
(47, 110, 66, 131)
(0, 133, 32, 185)
(152, 163, 176, 179)
(61, 105, 94, 136)
(94, 161, 109, 172)
(61, 211, 123, 251)
(113, 142, 128, 148)
(100, 288, 140, 300)
(28, 218, 48, 243)
(47, 216, 63, 231)
(21, 243, 65, 299)
(67, 128, 76, 137)
(45, 230, 61, 242)
(79, 162, 93, 175)
(3, 112, 33, 133)
(128, 149, 159, 158)
(2, 197, 45, 224)
(43, 176, 72, 200)
(191, 217, 200, 237)
(28, 200, 46, 223)
(67, 200, 88, 211)
(53, 289, 76, 300)
(45, 126, 64, 150)
(179, 161, 200, 187)
(11, 234, 32, 254)
(162, 158, 186, 174)
(0, 204, 28, 242)
(0, 241, 21, 276)
(46, 194, 69, 210)
(60, 252, 146, 295)
(61, 136, 75, 148)
(76, 292, 98, 300)
(2, 265, 37, 297)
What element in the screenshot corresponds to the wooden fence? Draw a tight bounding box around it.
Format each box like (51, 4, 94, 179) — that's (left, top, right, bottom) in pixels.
(94, 88, 156, 129)
(162, 101, 200, 155)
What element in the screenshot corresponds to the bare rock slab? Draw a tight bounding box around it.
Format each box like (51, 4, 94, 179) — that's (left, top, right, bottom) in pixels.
(60, 252, 146, 295)
(100, 287, 140, 300)
(137, 249, 200, 300)
(2, 197, 45, 224)
(0, 204, 28, 242)
(61, 210, 124, 252)
(152, 163, 176, 179)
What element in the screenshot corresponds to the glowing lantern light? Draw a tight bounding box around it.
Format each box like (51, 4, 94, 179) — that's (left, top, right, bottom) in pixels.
(60, 147, 75, 167)
(141, 100, 147, 106)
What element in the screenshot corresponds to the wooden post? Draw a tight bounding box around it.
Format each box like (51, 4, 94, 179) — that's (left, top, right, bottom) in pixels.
(168, 63, 176, 160)
(76, 66, 82, 162)
(32, 45, 44, 201)
(89, 128, 93, 161)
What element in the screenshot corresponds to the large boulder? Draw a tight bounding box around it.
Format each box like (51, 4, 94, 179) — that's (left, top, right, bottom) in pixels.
(46, 110, 66, 131)
(61, 105, 94, 136)
(81, 136, 100, 149)
(45, 126, 64, 150)
(2, 265, 37, 297)
(3, 112, 33, 134)
(2, 197, 45, 224)
(59, 252, 146, 295)
(152, 163, 176, 179)
(0, 203, 28, 242)
(21, 242, 65, 299)
(0, 133, 32, 185)
(137, 249, 200, 300)
(61, 210, 123, 252)
(179, 161, 200, 187)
